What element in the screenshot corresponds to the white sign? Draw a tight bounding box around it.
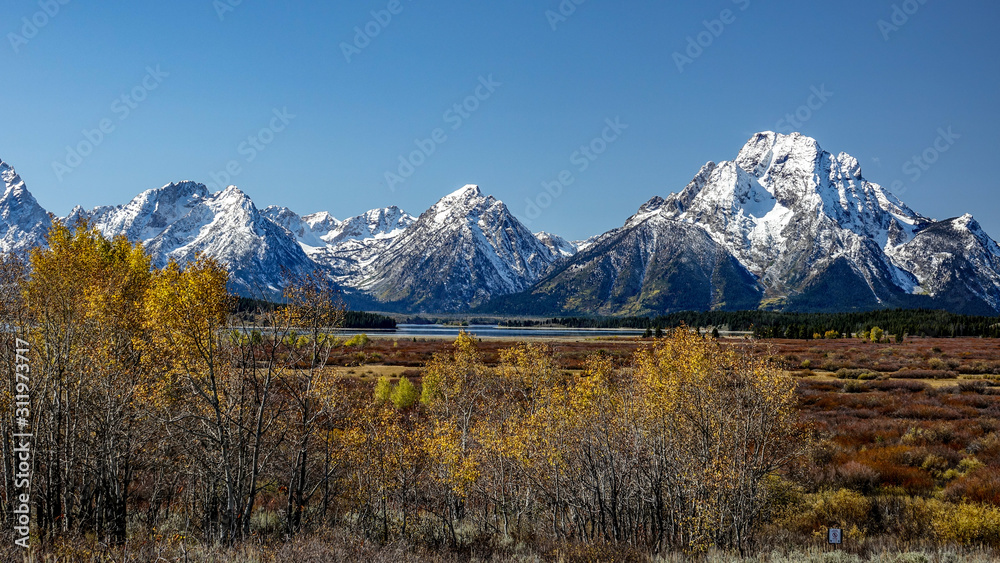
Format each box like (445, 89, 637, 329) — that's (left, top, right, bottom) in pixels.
(828, 528, 842, 544)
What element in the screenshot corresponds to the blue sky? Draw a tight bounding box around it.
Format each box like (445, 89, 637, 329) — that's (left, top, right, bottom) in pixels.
(3, 0, 999, 241)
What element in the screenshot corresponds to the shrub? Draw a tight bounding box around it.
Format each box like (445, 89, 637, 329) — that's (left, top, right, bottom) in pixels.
(390, 377, 419, 409)
(821, 360, 842, 372)
(344, 333, 370, 348)
(373, 376, 392, 403)
(837, 461, 879, 493)
(892, 368, 956, 380)
(873, 380, 928, 393)
(843, 380, 867, 394)
(921, 454, 950, 478)
(784, 489, 872, 536)
(943, 467, 1000, 506)
(931, 501, 1000, 546)
(871, 327, 885, 343)
(836, 368, 879, 380)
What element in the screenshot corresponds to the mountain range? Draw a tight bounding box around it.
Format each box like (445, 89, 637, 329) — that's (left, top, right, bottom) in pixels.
(2, 131, 999, 315)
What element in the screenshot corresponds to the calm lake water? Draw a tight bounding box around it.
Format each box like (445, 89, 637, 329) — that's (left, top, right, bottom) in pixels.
(349, 324, 647, 339)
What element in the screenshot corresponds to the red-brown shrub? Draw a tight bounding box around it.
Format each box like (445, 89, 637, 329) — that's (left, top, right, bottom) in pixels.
(943, 467, 1000, 506)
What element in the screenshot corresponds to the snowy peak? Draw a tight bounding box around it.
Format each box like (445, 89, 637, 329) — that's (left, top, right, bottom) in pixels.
(534, 231, 577, 258)
(362, 184, 564, 311)
(1, 159, 27, 194)
(304, 211, 339, 232)
(426, 184, 498, 225)
(0, 159, 51, 253)
(327, 206, 414, 245)
(78, 182, 315, 295)
(735, 131, 821, 179)
(445, 183, 483, 200)
(87, 181, 210, 241)
(261, 206, 342, 248)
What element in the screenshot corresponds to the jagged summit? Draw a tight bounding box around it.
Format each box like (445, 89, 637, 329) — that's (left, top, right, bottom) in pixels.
(0, 159, 27, 194)
(0, 159, 51, 253)
(445, 183, 482, 199)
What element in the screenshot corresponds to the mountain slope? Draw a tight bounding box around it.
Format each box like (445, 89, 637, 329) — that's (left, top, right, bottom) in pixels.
(486, 197, 763, 315)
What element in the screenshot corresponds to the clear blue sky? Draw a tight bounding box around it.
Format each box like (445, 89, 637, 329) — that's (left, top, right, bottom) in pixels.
(3, 0, 999, 241)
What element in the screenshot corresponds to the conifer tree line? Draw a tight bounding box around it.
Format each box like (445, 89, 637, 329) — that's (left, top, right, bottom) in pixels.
(0, 223, 806, 553)
(539, 309, 1000, 339)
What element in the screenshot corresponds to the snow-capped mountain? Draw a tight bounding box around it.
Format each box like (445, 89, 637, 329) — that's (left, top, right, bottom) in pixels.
(659, 132, 935, 310)
(324, 206, 414, 246)
(74, 182, 318, 295)
(888, 214, 1000, 315)
(261, 206, 339, 248)
(0, 159, 51, 253)
(358, 185, 566, 312)
(490, 132, 1000, 315)
(266, 205, 416, 286)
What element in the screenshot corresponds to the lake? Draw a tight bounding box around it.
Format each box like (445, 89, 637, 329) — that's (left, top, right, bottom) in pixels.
(349, 324, 647, 339)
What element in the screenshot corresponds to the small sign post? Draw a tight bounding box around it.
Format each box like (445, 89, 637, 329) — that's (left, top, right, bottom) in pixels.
(828, 527, 843, 547)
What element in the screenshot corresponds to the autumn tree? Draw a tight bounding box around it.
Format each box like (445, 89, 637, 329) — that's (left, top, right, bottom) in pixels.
(277, 269, 345, 534)
(24, 222, 155, 544)
(632, 329, 806, 552)
(0, 253, 30, 534)
(419, 332, 493, 544)
(145, 255, 285, 543)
